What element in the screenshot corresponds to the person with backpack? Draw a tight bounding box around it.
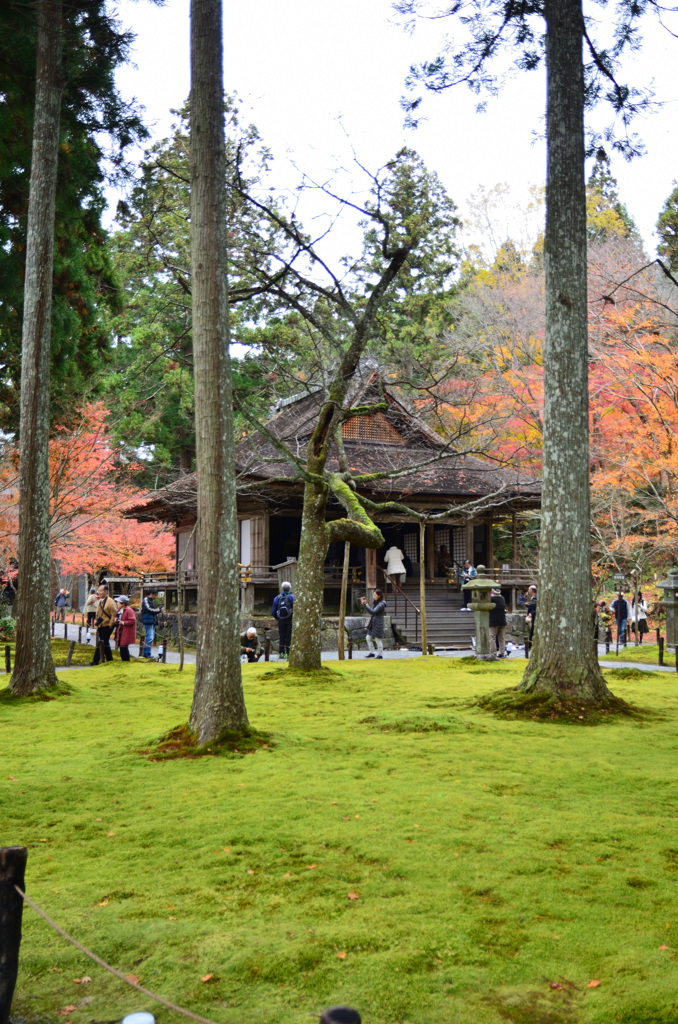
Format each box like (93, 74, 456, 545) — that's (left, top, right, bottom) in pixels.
(272, 581, 294, 660)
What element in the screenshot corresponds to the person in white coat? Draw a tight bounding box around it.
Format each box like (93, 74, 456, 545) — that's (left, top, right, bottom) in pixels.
(383, 544, 406, 586)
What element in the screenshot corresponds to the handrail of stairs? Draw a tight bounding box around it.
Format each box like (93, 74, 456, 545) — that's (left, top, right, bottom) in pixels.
(378, 567, 421, 644)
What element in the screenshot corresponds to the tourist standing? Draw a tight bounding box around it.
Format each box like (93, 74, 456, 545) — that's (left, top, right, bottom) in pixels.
(272, 581, 294, 660)
(526, 585, 538, 646)
(629, 592, 649, 643)
(383, 544, 407, 586)
(461, 561, 477, 609)
(114, 595, 137, 662)
(141, 589, 161, 658)
(90, 584, 117, 665)
(84, 588, 97, 628)
(489, 588, 507, 658)
(610, 591, 629, 646)
(54, 588, 68, 622)
(361, 588, 387, 659)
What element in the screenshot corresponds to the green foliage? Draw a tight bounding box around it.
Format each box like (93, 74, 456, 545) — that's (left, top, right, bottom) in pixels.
(6, 658, 678, 1023)
(106, 101, 295, 475)
(586, 153, 637, 243)
(0, 2, 147, 429)
(657, 184, 678, 270)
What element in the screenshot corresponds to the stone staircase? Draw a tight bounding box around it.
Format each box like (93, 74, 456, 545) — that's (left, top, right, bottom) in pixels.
(388, 581, 475, 650)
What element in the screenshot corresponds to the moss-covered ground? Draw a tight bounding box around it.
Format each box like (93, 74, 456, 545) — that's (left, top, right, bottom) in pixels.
(4, 658, 678, 1024)
(601, 642, 675, 668)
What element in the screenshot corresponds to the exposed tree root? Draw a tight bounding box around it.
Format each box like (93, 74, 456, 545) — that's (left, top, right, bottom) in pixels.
(0, 680, 72, 704)
(475, 686, 653, 724)
(143, 722, 274, 760)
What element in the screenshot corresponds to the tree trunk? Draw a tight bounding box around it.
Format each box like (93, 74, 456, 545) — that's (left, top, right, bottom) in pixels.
(10, 0, 62, 696)
(337, 541, 350, 660)
(289, 478, 329, 670)
(188, 0, 248, 741)
(419, 520, 428, 655)
(520, 0, 611, 701)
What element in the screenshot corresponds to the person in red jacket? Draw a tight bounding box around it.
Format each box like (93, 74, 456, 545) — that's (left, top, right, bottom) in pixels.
(114, 595, 137, 662)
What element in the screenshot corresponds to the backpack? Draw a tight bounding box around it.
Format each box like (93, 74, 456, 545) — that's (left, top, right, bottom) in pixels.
(277, 593, 292, 620)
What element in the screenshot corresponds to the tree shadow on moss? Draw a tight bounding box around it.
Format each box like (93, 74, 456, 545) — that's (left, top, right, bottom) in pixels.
(474, 686, 656, 725)
(142, 722, 274, 761)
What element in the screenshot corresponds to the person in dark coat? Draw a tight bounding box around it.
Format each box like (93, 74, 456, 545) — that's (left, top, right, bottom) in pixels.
(241, 626, 263, 662)
(610, 591, 629, 646)
(272, 581, 294, 660)
(526, 585, 537, 646)
(141, 589, 162, 658)
(54, 588, 68, 622)
(489, 588, 508, 658)
(360, 588, 387, 659)
(114, 595, 136, 662)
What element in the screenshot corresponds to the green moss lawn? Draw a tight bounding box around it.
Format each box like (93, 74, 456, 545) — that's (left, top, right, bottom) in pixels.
(600, 643, 675, 668)
(4, 658, 678, 1024)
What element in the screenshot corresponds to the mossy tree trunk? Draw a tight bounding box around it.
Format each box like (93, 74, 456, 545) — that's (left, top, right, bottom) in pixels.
(519, 0, 611, 702)
(10, 0, 62, 696)
(187, 0, 248, 740)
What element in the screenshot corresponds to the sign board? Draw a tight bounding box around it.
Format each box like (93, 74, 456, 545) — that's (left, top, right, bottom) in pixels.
(613, 574, 626, 581)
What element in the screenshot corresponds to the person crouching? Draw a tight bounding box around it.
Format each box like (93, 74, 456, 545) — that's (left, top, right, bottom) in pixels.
(241, 626, 263, 662)
(114, 595, 137, 662)
(360, 588, 387, 659)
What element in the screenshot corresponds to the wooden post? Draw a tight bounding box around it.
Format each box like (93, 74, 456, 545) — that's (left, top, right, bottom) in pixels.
(419, 520, 427, 656)
(511, 511, 518, 565)
(63, 622, 67, 641)
(348, 637, 353, 660)
(65, 641, 75, 667)
(161, 643, 167, 664)
(51, 620, 54, 637)
(78, 626, 82, 644)
(0, 846, 28, 1024)
(320, 1009, 361, 1024)
(337, 541, 350, 661)
(4, 647, 10, 675)
(264, 637, 271, 662)
(659, 637, 664, 666)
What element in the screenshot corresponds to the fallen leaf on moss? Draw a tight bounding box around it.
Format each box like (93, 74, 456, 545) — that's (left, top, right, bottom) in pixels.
(201, 973, 213, 982)
(336, 952, 347, 960)
(587, 979, 601, 988)
(347, 891, 359, 901)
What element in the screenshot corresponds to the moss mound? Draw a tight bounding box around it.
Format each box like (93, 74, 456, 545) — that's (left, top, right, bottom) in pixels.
(0, 679, 74, 705)
(144, 722, 274, 760)
(475, 685, 649, 724)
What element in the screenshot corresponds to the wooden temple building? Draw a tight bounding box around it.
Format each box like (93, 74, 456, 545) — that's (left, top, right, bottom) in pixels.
(128, 378, 540, 648)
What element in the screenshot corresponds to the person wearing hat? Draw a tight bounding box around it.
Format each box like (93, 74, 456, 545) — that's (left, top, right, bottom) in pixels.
(272, 581, 294, 660)
(114, 595, 137, 662)
(240, 626, 263, 662)
(141, 588, 162, 658)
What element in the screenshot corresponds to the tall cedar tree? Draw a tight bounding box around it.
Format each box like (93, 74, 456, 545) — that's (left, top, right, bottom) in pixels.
(398, 0, 671, 700)
(188, 0, 248, 742)
(0, 1, 146, 430)
(10, 0, 62, 696)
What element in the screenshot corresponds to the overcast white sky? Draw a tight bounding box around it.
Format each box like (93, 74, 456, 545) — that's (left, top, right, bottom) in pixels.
(111, 0, 678, 258)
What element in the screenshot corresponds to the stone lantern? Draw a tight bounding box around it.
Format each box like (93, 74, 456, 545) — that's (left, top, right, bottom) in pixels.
(463, 565, 501, 661)
(658, 567, 678, 647)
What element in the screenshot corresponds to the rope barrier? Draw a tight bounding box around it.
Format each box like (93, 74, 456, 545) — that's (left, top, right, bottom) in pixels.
(14, 886, 222, 1024)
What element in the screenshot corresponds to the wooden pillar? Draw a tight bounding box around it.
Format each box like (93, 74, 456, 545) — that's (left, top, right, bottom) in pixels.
(419, 521, 428, 655)
(512, 511, 518, 566)
(0, 846, 27, 1024)
(337, 542, 350, 660)
(366, 548, 377, 592)
(426, 524, 435, 581)
(487, 521, 494, 569)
